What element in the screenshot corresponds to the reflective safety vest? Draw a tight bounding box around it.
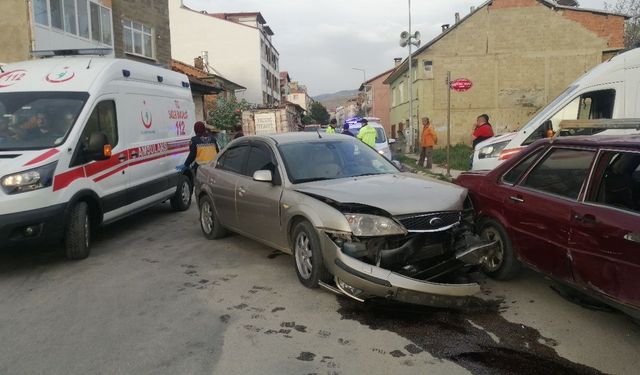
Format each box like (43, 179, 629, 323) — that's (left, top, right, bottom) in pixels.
(185, 135, 219, 167)
(326, 126, 336, 134)
(357, 125, 377, 148)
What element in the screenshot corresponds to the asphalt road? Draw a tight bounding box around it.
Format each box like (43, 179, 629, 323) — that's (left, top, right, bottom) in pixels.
(0, 203, 639, 375)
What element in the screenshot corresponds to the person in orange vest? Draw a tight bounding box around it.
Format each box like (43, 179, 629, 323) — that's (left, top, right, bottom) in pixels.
(418, 117, 438, 169)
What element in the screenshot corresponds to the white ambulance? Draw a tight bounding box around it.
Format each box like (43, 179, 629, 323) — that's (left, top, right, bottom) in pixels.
(472, 47, 640, 170)
(0, 54, 196, 259)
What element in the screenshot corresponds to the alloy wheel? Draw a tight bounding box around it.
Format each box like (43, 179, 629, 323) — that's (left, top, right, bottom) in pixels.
(201, 200, 213, 234)
(181, 181, 191, 205)
(482, 226, 504, 272)
(295, 232, 313, 279)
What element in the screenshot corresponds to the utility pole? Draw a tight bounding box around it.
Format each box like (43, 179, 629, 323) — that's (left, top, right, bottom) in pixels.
(407, 0, 413, 153)
(446, 71, 452, 177)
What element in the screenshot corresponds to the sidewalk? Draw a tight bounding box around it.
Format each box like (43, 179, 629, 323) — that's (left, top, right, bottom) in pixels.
(402, 153, 464, 180)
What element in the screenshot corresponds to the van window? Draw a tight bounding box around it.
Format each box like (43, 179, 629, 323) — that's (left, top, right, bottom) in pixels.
(81, 100, 118, 148)
(523, 89, 615, 145)
(0, 91, 88, 151)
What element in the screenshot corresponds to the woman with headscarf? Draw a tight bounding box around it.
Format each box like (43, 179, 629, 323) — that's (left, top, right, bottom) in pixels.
(178, 121, 220, 174)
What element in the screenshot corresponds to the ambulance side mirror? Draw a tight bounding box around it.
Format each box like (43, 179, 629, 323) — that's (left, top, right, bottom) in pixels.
(86, 132, 111, 161)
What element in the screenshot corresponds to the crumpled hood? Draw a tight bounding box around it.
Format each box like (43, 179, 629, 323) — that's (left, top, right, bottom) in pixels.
(294, 173, 467, 216)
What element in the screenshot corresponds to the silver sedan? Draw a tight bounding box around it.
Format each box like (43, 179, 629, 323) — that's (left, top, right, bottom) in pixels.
(195, 133, 496, 307)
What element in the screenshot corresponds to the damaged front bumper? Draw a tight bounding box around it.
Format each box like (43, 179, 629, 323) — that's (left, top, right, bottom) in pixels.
(319, 230, 497, 308)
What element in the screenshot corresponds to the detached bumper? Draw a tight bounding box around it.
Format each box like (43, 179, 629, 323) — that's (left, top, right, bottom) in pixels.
(320, 232, 484, 308)
(0, 204, 66, 249)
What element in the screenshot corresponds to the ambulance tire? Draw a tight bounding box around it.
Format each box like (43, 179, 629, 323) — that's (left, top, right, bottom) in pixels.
(171, 175, 192, 211)
(64, 201, 91, 260)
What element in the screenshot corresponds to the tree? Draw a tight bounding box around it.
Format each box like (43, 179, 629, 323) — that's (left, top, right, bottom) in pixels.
(605, 0, 640, 47)
(309, 101, 330, 124)
(207, 97, 252, 131)
(302, 114, 315, 125)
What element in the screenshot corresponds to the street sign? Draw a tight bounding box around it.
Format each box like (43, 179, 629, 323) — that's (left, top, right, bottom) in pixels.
(450, 78, 473, 92)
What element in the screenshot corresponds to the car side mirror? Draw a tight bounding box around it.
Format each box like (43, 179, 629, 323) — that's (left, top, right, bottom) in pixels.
(388, 138, 396, 144)
(85, 131, 111, 161)
(253, 169, 273, 183)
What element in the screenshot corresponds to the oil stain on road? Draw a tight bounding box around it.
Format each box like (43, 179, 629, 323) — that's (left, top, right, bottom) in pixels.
(337, 297, 603, 375)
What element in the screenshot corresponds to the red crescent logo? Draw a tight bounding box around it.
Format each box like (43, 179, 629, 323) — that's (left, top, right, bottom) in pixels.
(46, 67, 75, 83)
(141, 111, 153, 129)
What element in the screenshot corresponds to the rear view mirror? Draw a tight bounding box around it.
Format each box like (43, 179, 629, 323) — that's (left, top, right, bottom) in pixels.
(253, 170, 273, 183)
(86, 132, 111, 161)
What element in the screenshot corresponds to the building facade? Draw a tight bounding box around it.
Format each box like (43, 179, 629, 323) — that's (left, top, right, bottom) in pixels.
(285, 81, 311, 112)
(169, 0, 280, 106)
(359, 67, 393, 135)
(385, 0, 625, 148)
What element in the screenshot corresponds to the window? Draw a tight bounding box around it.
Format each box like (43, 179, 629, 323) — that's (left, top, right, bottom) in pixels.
(392, 87, 397, 106)
(522, 148, 595, 200)
(90, 2, 100, 42)
(63, 0, 77, 35)
(77, 0, 89, 39)
(399, 82, 405, 103)
(217, 145, 249, 174)
(502, 148, 543, 185)
(245, 144, 275, 177)
(123, 20, 154, 59)
(100, 5, 112, 45)
(82, 100, 118, 148)
(50, 0, 63, 29)
(589, 151, 640, 213)
(524, 89, 616, 145)
(34, 0, 49, 26)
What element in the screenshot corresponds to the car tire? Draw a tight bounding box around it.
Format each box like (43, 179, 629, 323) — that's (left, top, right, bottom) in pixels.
(199, 195, 227, 239)
(64, 202, 91, 260)
(478, 218, 521, 280)
(292, 220, 332, 288)
(170, 174, 192, 211)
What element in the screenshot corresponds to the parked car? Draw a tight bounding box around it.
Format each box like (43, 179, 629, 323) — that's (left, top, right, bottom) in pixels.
(344, 117, 394, 160)
(457, 135, 640, 318)
(195, 133, 497, 307)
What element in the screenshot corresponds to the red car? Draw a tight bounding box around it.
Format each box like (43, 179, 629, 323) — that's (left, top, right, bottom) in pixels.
(456, 135, 640, 317)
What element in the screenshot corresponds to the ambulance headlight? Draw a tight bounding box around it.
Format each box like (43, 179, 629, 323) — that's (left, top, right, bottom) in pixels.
(478, 141, 509, 159)
(1, 161, 57, 194)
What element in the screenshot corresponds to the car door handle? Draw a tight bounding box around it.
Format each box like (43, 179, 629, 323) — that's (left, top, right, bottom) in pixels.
(238, 186, 246, 196)
(509, 196, 524, 203)
(624, 232, 640, 244)
(573, 213, 596, 224)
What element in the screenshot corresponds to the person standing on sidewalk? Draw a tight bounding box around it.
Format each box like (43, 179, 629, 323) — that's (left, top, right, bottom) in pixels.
(418, 117, 438, 169)
(177, 121, 219, 175)
(472, 114, 494, 149)
(326, 119, 337, 134)
(357, 118, 376, 148)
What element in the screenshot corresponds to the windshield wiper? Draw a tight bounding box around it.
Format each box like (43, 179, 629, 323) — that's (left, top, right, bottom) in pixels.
(294, 177, 335, 183)
(352, 172, 387, 177)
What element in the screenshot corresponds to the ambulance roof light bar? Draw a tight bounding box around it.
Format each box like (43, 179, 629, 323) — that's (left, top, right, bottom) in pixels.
(31, 48, 113, 58)
(559, 119, 640, 131)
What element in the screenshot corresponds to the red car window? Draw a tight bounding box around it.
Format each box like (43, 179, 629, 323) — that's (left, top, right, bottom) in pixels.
(501, 147, 544, 185)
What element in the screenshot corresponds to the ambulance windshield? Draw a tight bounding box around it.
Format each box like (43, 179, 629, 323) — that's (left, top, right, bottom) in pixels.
(0, 91, 89, 151)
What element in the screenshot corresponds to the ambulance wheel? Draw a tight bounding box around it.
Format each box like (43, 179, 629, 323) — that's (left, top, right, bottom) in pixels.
(199, 195, 227, 239)
(171, 175, 192, 211)
(64, 202, 91, 260)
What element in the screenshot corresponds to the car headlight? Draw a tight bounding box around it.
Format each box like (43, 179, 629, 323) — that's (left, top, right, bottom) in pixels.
(1, 161, 57, 195)
(344, 213, 406, 236)
(478, 140, 509, 159)
(378, 150, 384, 155)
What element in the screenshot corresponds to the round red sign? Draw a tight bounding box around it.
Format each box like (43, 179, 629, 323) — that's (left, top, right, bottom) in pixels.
(450, 78, 473, 92)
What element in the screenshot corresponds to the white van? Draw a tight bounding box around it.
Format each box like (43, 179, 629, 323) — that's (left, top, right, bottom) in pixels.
(344, 117, 395, 159)
(472, 47, 640, 170)
(0, 55, 196, 259)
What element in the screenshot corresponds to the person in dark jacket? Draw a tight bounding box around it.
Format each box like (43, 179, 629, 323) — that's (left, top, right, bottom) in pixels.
(177, 121, 219, 173)
(342, 122, 354, 137)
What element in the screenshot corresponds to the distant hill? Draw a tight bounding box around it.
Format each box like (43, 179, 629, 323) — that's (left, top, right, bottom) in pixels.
(313, 89, 359, 111)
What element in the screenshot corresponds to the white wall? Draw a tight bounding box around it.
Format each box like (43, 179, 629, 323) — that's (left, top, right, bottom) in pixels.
(169, 0, 264, 104)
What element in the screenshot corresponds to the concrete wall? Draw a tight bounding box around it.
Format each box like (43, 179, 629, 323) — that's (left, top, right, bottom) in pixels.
(388, 0, 625, 146)
(169, 0, 265, 104)
(0, 0, 33, 63)
(112, 0, 172, 66)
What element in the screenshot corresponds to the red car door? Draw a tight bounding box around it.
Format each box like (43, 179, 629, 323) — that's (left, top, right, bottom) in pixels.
(569, 150, 640, 308)
(504, 147, 596, 281)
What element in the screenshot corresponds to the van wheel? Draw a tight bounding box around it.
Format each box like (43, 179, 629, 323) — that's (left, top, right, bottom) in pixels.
(199, 195, 227, 239)
(292, 220, 332, 288)
(65, 202, 91, 260)
(479, 218, 521, 280)
(171, 175, 192, 211)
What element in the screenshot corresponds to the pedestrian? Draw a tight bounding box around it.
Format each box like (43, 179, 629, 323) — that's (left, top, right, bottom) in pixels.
(418, 117, 438, 169)
(472, 114, 494, 149)
(356, 118, 376, 148)
(342, 122, 354, 137)
(233, 124, 244, 140)
(326, 119, 337, 134)
(177, 121, 220, 174)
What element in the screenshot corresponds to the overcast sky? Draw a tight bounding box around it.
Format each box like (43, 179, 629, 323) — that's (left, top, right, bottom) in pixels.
(185, 0, 609, 96)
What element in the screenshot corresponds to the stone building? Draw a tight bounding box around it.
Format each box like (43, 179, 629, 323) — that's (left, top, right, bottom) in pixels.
(385, 0, 626, 148)
(358, 66, 394, 136)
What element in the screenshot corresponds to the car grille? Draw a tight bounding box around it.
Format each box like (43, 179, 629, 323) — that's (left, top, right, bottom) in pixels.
(396, 212, 461, 232)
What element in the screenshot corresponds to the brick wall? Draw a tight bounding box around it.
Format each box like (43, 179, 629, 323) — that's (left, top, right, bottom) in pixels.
(562, 10, 625, 49)
(111, 0, 171, 66)
(389, 1, 624, 147)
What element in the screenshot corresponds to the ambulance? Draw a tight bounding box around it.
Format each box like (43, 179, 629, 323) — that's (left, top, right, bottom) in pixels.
(0, 52, 196, 259)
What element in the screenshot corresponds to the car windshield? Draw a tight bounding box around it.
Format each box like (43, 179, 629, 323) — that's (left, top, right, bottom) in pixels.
(278, 138, 399, 183)
(0, 91, 89, 151)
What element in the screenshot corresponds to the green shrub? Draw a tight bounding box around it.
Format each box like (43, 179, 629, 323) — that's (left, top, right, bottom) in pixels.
(432, 144, 472, 171)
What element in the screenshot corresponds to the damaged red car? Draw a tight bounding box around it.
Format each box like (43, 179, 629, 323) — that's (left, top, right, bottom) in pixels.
(456, 135, 640, 318)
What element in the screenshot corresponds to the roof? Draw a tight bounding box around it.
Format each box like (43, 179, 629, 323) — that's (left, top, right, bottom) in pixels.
(359, 67, 395, 91)
(210, 12, 267, 25)
(547, 134, 640, 148)
(170, 59, 245, 91)
(384, 0, 628, 84)
(265, 132, 353, 144)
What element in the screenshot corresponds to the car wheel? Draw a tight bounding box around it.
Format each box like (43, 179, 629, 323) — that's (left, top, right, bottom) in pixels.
(64, 202, 91, 260)
(199, 195, 227, 239)
(292, 220, 332, 288)
(479, 218, 521, 280)
(171, 175, 192, 211)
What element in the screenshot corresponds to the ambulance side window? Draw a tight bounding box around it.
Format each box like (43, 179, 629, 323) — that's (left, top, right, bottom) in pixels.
(71, 100, 118, 166)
